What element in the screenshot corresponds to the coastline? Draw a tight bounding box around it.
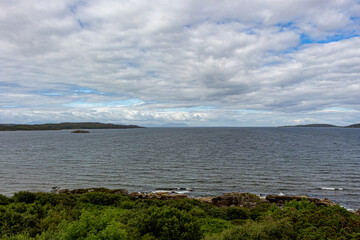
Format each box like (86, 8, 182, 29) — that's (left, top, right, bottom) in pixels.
(13, 187, 360, 214)
(2, 187, 360, 239)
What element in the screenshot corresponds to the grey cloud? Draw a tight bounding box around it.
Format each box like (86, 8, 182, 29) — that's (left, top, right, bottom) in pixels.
(1, 0, 360, 126)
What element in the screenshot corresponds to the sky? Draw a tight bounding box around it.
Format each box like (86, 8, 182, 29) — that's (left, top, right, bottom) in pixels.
(1, 0, 360, 127)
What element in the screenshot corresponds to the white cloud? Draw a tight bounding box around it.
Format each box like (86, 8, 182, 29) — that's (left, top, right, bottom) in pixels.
(1, 0, 360, 126)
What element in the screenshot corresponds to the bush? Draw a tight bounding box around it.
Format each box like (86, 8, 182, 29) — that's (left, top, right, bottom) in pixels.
(134, 206, 202, 240)
(224, 207, 249, 220)
(206, 218, 293, 240)
(0, 194, 11, 205)
(200, 217, 232, 235)
(12, 192, 36, 204)
(58, 209, 127, 240)
(270, 200, 360, 239)
(77, 192, 130, 206)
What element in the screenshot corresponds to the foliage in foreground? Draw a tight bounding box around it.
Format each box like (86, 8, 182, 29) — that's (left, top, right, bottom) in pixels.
(0, 191, 359, 239)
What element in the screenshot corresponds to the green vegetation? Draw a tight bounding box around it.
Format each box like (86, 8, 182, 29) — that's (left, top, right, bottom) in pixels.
(0, 122, 143, 131)
(346, 123, 360, 128)
(0, 191, 359, 239)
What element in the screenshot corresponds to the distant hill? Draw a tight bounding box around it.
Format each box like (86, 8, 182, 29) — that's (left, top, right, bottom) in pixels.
(345, 123, 360, 128)
(0, 122, 144, 131)
(282, 124, 339, 128)
(282, 123, 360, 128)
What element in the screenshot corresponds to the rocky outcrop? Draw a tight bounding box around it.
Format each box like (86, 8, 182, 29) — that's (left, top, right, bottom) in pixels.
(354, 209, 360, 217)
(57, 188, 187, 200)
(198, 192, 265, 208)
(55, 188, 340, 210)
(71, 130, 89, 133)
(58, 187, 128, 195)
(129, 192, 188, 200)
(266, 195, 336, 207)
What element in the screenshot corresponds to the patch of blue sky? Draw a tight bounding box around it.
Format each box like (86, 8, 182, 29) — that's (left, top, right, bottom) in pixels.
(69, 87, 105, 95)
(323, 107, 354, 112)
(1, 105, 19, 108)
(164, 106, 215, 112)
(300, 32, 359, 45)
(64, 98, 143, 108)
(35, 89, 64, 96)
(216, 17, 241, 25)
(276, 21, 298, 32)
(77, 19, 89, 29)
(67, 1, 86, 15)
(245, 28, 257, 35)
(276, 31, 360, 55)
(106, 98, 143, 106)
(41, 92, 63, 96)
(123, 61, 138, 68)
(350, 16, 360, 24)
(64, 101, 98, 108)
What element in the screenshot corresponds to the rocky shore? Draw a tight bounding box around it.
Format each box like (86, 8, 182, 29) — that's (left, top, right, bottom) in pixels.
(55, 187, 357, 213)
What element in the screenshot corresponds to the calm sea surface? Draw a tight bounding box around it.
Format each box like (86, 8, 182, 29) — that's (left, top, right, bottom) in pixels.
(0, 127, 359, 210)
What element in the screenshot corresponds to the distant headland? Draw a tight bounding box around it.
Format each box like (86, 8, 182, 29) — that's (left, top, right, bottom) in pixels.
(281, 123, 360, 128)
(0, 122, 144, 131)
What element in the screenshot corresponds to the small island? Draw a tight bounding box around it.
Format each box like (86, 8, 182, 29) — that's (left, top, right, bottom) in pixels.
(0, 122, 143, 131)
(71, 130, 90, 133)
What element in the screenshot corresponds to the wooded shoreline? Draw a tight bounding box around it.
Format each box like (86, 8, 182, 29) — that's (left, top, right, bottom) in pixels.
(0, 122, 143, 131)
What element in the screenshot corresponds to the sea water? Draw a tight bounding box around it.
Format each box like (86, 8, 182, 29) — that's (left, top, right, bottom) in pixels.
(0, 127, 359, 210)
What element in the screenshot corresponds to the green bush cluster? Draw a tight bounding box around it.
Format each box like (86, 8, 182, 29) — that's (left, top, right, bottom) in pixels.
(0, 192, 359, 239)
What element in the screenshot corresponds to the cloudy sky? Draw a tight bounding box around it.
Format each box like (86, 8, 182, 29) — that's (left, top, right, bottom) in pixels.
(1, 0, 360, 126)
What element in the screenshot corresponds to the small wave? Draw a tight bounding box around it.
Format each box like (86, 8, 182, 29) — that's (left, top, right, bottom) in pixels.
(256, 194, 266, 199)
(320, 187, 344, 191)
(153, 187, 194, 194)
(343, 207, 356, 212)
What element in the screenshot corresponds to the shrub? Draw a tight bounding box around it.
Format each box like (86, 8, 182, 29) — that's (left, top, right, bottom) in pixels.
(12, 192, 36, 204)
(58, 209, 127, 240)
(77, 192, 130, 206)
(200, 217, 232, 235)
(207, 218, 293, 240)
(134, 206, 202, 240)
(0, 194, 11, 205)
(224, 207, 249, 220)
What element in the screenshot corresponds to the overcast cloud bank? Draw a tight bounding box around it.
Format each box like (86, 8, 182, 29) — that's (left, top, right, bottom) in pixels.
(1, 0, 360, 126)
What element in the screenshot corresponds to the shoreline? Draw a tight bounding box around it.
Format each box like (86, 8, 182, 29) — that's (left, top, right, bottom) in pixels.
(15, 187, 357, 214)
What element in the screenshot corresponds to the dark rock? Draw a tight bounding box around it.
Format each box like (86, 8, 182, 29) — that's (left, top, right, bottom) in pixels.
(129, 192, 188, 200)
(266, 195, 336, 207)
(204, 192, 264, 208)
(354, 209, 360, 217)
(58, 187, 128, 195)
(71, 130, 89, 133)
